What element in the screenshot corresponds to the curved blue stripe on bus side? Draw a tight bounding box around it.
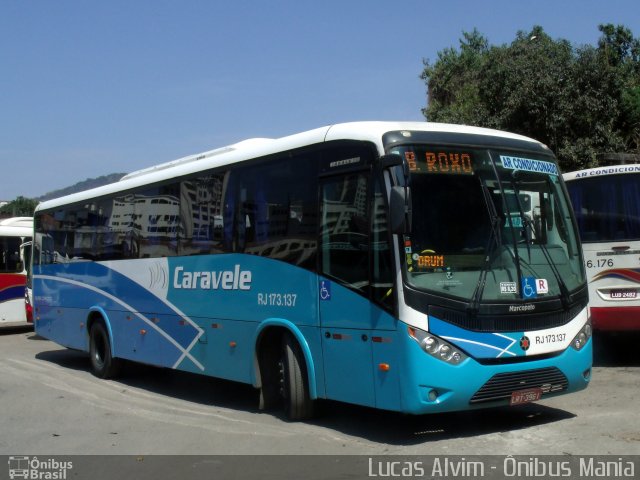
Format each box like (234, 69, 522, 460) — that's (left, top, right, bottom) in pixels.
(37, 262, 200, 350)
(34, 268, 200, 368)
(39, 262, 183, 317)
(34, 276, 188, 366)
(36, 255, 322, 382)
(0, 285, 25, 303)
(166, 255, 320, 386)
(253, 318, 319, 399)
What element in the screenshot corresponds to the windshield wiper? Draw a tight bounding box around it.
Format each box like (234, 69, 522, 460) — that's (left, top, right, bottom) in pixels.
(488, 154, 526, 301)
(468, 184, 502, 314)
(511, 176, 572, 309)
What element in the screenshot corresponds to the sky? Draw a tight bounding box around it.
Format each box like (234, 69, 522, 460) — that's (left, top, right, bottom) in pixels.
(1, 0, 639, 200)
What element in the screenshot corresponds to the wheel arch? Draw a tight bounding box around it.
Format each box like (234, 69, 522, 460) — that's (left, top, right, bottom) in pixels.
(252, 318, 318, 400)
(85, 306, 115, 355)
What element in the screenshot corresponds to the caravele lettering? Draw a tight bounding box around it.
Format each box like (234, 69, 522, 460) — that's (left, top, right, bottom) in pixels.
(173, 265, 252, 290)
(426, 152, 473, 174)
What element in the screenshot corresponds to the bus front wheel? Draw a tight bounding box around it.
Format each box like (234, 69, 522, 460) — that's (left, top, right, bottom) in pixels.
(280, 333, 315, 421)
(89, 321, 121, 379)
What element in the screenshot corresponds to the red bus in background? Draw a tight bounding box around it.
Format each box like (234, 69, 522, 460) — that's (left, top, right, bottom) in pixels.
(0, 217, 33, 327)
(564, 165, 640, 331)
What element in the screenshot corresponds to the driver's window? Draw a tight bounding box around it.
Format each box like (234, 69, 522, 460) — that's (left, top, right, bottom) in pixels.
(320, 173, 370, 294)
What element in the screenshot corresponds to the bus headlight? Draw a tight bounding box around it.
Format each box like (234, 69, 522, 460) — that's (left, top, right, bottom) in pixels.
(408, 326, 467, 365)
(571, 320, 592, 351)
(422, 336, 438, 354)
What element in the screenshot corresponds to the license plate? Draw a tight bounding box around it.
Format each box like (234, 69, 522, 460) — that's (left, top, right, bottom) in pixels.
(510, 388, 542, 406)
(610, 289, 637, 299)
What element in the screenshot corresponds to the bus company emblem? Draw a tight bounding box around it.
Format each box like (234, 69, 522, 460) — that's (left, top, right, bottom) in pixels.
(508, 304, 536, 312)
(520, 336, 531, 351)
(329, 157, 360, 168)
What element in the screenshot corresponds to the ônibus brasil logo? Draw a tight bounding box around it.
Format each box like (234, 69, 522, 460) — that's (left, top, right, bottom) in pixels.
(8, 456, 73, 480)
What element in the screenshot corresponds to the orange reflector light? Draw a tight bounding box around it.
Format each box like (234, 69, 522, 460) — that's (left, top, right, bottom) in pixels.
(229, 341, 237, 348)
(140, 329, 147, 335)
(372, 336, 392, 343)
(408, 326, 416, 338)
(379, 363, 390, 371)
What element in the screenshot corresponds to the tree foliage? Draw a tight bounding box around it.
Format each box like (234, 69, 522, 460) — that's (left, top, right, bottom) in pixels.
(0, 196, 38, 217)
(422, 24, 640, 171)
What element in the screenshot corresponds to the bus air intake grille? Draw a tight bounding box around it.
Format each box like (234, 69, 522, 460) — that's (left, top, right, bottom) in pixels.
(469, 367, 568, 404)
(428, 304, 584, 332)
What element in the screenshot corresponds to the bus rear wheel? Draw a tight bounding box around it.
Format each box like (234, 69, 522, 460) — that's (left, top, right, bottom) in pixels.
(89, 321, 121, 379)
(279, 333, 315, 421)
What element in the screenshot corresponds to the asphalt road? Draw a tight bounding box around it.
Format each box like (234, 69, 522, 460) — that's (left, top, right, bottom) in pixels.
(1, 326, 639, 456)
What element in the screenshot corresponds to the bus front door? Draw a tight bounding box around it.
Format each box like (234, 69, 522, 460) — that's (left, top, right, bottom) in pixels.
(319, 173, 376, 407)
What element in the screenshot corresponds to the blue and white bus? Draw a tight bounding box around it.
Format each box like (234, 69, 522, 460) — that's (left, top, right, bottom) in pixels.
(33, 122, 592, 419)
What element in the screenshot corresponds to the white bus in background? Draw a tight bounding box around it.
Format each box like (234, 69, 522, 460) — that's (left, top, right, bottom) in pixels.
(564, 164, 640, 331)
(0, 217, 33, 327)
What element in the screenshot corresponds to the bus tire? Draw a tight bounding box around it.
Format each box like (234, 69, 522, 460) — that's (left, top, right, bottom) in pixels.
(281, 333, 315, 421)
(258, 338, 281, 411)
(89, 321, 121, 379)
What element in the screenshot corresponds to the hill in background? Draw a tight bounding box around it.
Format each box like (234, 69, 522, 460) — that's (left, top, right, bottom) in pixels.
(38, 173, 127, 201)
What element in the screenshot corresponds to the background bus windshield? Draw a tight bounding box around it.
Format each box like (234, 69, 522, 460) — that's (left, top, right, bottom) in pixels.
(566, 173, 640, 242)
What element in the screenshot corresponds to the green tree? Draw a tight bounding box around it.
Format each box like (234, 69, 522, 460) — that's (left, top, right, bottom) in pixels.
(421, 24, 640, 171)
(598, 24, 640, 154)
(0, 196, 38, 217)
(420, 28, 490, 126)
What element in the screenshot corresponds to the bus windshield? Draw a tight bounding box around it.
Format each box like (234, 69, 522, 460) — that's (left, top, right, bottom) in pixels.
(566, 173, 640, 243)
(391, 145, 585, 303)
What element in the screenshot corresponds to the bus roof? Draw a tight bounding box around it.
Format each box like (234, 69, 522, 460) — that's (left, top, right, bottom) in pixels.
(36, 121, 545, 212)
(0, 217, 33, 237)
(563, 164, 640, 181)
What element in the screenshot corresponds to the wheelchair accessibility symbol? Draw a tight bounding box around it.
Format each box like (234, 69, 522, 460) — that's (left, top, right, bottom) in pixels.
(320, 280, 331, 301)
(521, 277, 537, 299)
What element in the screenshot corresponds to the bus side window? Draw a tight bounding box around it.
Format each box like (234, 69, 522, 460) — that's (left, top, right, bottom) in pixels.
(320, 173, 370, 294)
(371, 175, 395, 311)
